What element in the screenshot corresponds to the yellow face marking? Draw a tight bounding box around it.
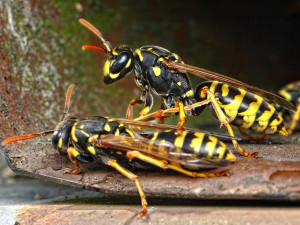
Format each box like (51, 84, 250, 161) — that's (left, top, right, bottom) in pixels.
(153, 66, 161, 76)
(177, 81, 182, 86)
(205, 136, 218, 158)
(136, 49, 143, 61)
(221, 84, 229, 97)
(125, 58, 132, 68)
(185, 90, 194, 97)
(189, 132, 205, 154)
(279, 90, 292, 101)
(80, 124, 84, 129)
(109, 72, 120, 79)
(147, 47, 153, 50)
(104, 123, 111, 132)
(71, 122, 78, 142)
(103, 60, 110, 77)
(87, 146, 96, 155)
(58, 137, 63, 149)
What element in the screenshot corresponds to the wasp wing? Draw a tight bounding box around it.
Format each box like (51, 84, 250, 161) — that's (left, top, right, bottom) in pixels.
(165, 61, 296, 113)
(113, 118, 241, 141)
(96, 134, 231, 169)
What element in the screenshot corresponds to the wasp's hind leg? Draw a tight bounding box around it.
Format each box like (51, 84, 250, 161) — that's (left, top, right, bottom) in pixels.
(107, 159, 148, 216)
(126, 151, 230, 178)
(126, 92, 153, 120)
(202, 88, 258, 158)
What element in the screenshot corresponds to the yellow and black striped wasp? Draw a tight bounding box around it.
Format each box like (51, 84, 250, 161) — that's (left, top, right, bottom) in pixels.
(274, 81, 300, 135)
(2, 84, 236, 216)
(79, 19, 296, 158)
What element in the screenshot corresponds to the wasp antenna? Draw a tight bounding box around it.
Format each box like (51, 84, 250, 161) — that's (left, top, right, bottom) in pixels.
(79, 19, 112, 53)
(62, 84, 75, 120)
(2, 131, 54, 146)
(82, 44, 113, 57)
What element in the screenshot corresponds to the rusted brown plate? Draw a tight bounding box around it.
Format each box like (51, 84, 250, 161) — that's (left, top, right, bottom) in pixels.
(1, 133, 300, 200)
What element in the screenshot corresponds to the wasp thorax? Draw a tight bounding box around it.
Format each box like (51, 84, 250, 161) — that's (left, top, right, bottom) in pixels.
(103, 45, 134, 84)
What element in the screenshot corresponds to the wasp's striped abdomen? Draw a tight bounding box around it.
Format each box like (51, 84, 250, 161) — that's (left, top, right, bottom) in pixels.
(146, 130, 235, 168)
(195, 81, 287, 135)
(275, 81, 300, 118)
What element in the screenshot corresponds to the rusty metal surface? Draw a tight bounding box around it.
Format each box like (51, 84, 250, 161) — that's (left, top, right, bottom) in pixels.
(14, 204, 300, 225)
(1, 133, 300, 200)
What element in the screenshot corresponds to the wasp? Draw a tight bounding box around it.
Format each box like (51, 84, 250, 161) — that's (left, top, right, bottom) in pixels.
(2, 84, 236, 216)
(79, 19, 296, 158)
(274, 81, 300, 135)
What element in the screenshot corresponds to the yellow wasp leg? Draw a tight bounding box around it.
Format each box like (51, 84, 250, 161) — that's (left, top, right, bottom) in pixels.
(64, 147, 81, 174)
(175, 101, 186, 133)
(203, 88, 258, 158)
(135, 99, 211, 122)
(238, 127, 268, 140)
(288, 103, 300, 135)
(126, 151, 230, 178)
(107, 159, 148, 216)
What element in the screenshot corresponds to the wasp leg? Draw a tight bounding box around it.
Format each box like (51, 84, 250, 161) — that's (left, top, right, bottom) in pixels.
(158, 102, 167, 124)
(238, 127, 268, 140)
(174, 101, 186, 134)
(107, 159, 148, 216)
(135, 99, 211, 123)
(288, 103, 300, 135)
(126, 92, 153, 119)
(126, 97, 144, 120)
(203, 88, 258, 158)
(126, 151, 230, 178)
(64, 147, 81, 174)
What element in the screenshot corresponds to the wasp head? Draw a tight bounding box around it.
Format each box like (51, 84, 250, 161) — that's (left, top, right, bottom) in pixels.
(52, 118, 77, 155)
(103, 45, 134, 84)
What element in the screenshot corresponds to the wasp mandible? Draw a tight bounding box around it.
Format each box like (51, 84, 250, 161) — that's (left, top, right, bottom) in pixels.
(2, 84, 236, 216)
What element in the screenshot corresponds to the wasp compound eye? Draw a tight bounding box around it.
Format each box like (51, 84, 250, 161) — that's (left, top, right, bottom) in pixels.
(104, 48, 134, 85)
(110, 52, 131, 74)
(52, 130, 62, 150)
